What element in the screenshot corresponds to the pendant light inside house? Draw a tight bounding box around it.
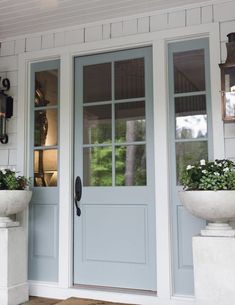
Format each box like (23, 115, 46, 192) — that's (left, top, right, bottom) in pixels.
(0, 79, 13, 144)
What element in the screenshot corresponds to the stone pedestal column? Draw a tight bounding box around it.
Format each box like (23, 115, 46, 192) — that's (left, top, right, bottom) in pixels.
(0, 226, 29, 305)
(193, 236, 235, 305)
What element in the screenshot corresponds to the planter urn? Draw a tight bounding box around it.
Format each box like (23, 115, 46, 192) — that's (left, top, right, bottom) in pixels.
(0, 190, 32, 227)
(178, 190, 235, 237)
(0, 190, 32, 305)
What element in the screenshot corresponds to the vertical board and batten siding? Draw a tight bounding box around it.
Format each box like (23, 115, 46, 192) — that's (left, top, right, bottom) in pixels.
(0, 46, 18, 170)
(0, 0, 234, 294)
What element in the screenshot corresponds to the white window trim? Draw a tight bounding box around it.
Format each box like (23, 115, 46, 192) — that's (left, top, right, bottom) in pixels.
(17, 21, 223, 305)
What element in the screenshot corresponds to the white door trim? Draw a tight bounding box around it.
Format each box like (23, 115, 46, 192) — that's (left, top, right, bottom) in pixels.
(17, 21, 222, 303)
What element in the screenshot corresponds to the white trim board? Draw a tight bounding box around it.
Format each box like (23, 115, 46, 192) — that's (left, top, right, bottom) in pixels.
(29, 281, 195, 305)
(17, 21, 223, 303)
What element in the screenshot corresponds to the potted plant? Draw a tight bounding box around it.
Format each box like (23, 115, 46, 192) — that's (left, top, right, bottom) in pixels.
(0, 169, 32, 226)
(178, 159, 235, 236)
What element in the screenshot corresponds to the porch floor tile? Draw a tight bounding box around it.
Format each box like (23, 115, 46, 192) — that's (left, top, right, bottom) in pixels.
(21, 297, 135, 305)
(21, 296, 60, 305)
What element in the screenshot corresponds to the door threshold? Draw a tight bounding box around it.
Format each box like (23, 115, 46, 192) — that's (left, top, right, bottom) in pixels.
(72, 284, 157, 296)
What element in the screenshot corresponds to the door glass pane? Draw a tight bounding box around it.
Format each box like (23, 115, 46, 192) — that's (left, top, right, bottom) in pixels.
(115, 101, 146, 142)
(115, 58, 145, 100)
(115, 145, 146, 186)
(176, 141, 208, 184)
(175, 95, 207, 139)
(34, 109, 58, 147)
(83, 63, 111, 103)
(34, 149, 58, 187)
(35, 70, 58, 107)
(173, 49, 205, 93)
(83, 105, 112, 144)
(83, 146, 112, 186)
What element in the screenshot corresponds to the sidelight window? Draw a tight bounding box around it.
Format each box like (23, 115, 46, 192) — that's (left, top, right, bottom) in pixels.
(32, 62, 60, 187)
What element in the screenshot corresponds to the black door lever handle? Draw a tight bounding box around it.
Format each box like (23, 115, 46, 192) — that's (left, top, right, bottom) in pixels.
(74, 176, 82, 216)
(74, 199, 81, 217)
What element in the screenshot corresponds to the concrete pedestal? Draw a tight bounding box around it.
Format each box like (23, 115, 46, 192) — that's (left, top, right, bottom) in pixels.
(193, 236, 235, 305)
(0, 226, 29, 305)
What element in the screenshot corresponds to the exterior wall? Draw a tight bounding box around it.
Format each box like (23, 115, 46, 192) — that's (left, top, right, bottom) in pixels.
(0, 0, 234, 303)
(0, 1, 235, 169)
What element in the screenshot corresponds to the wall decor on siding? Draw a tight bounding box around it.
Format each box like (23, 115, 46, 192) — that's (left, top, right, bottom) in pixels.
(0, 78, 13, 144)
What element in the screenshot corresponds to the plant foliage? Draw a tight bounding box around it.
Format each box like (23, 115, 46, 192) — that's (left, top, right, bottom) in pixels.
(181, 159, 235, 191)
(0, 169, 30, 190)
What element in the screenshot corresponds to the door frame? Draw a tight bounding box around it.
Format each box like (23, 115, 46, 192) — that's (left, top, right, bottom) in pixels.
(73, 47, 157, 290)
(17, 22, 223, 304)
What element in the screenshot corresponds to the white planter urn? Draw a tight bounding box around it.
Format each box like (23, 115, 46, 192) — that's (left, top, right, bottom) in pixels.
(0, 190, 32, 227)
(178, 190, 235, 237)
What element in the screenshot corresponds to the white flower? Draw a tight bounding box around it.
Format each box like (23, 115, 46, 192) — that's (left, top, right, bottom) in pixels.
(214, 172, 220, 176)
(0, 168, 6, 174)
(202, 170, 207, 174)
(223, 167, 229, 172)
(187, 165, 194, 170)
(200, 159, 206, 166)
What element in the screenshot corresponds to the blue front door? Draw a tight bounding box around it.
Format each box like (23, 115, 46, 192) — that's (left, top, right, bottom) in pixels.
(73, 47, 157, 290)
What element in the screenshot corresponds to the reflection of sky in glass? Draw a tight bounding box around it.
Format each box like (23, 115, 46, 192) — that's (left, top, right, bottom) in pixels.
(176, 115, 207, 139)
(225, 92, 235, 116)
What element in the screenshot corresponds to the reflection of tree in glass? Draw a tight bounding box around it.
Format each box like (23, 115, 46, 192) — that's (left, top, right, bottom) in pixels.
(87, 112, 146, 186)
(86, 101, 146, 186)
(90, 147, 112, 186)
(176, 141, 208, 185)
(115, 145, 146, 186)
(116, 118, 146, 186)
(116, 118, 145, 143)
(90, 121, 111, 144)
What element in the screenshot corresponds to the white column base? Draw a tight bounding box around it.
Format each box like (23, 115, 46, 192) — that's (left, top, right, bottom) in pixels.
(0, 227, 29, 305)
(0, 283, 29, 305)
(201, 222, 235, 237)
(193, 236, 235, 305)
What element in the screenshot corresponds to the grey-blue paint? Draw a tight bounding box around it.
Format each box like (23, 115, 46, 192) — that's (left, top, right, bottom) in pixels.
(28, 59, 60, 282)
(74, 47, 157, 290)
(168, 38, 213, 295)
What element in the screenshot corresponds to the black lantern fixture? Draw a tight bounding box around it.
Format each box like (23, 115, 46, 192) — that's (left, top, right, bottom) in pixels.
(0, 78, 13, 144)
(219, 33, 235, 122)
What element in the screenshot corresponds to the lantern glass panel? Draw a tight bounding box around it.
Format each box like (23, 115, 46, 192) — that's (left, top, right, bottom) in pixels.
(223, 67, 235, 118)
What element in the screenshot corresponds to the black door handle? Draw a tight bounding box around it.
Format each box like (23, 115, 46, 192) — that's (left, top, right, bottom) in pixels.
(74, 176, 82, 216)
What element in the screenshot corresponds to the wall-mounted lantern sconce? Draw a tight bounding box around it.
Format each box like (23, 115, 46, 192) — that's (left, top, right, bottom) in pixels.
(0, 78, 13, 144)
(219, 33, 235, 122)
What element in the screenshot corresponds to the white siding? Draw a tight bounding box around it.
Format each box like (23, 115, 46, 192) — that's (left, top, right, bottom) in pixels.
(42, 33, 54, 49)
(26, 36, 42, 52)
(85, 26, 103, 42)
(186, 8, 201, 26)
(150, 14, 168, 31)
(137, 17, 150, 33)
